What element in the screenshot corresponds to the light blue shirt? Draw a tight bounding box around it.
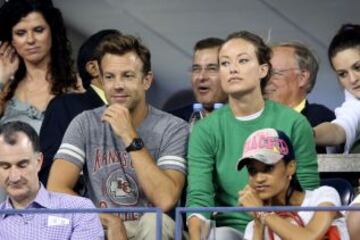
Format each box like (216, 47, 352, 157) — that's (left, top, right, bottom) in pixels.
(0, 184, 104, 240)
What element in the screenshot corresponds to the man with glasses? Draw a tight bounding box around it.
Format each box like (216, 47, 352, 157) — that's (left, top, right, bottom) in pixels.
(264, 42, 335, 153)
(170, 37, 227, 121)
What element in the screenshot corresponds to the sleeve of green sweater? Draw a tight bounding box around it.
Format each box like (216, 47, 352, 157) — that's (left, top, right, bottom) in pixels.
(186, 121, 215, 219)
(292, 116, 320, 190)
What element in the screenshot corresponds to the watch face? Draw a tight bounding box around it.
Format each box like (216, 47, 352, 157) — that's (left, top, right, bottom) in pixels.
(126, 138, 144, 152)
(133, 138, 144, 149)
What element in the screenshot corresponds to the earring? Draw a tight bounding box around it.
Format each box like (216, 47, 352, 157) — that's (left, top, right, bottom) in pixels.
(288, 175, 292, 180)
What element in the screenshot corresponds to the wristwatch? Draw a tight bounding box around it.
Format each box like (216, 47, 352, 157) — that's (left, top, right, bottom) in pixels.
(125, 138, 144, 152)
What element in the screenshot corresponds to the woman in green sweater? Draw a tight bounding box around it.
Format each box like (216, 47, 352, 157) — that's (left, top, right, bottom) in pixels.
(186, 31, 320, 240)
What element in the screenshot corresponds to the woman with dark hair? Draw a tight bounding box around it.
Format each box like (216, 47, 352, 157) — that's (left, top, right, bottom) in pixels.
(238, 128, 349, 240)
(314, 24, 360, 153)
(186, 31, 319, 239)
(0, 0, 77, 133)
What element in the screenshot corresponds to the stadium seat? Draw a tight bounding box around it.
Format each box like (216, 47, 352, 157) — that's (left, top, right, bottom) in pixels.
(320, 178, 355, 205)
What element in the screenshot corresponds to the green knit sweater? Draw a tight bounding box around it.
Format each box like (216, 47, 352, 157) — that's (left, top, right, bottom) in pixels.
(186, 100, 320, 232)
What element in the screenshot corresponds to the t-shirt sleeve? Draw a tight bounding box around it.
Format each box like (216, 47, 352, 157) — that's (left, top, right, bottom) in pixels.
(54, 113, 86, 169)
(332, 99, 360, 153)
(186, 121, 216, 219)
(243, 220, 255, 240)
(311, 186, 341, 207)
(292, 116, 320, 190)
(157, 118, 189, 174)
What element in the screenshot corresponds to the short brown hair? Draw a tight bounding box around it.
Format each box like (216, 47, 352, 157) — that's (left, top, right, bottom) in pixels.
(194, 37, 224, 52)
(95, 33, 151, 75)
(0, 121, 40, 152)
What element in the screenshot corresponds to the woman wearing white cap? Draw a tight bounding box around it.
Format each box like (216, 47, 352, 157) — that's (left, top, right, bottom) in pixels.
(238, 128, 349, 240)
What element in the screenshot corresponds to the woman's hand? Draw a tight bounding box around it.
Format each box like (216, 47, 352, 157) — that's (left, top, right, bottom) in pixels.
(239, 185, 264, 218)
(0, 41, 19, 85)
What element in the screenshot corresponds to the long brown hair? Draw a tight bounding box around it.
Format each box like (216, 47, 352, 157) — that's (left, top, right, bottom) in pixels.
(0, 0, 77, 114)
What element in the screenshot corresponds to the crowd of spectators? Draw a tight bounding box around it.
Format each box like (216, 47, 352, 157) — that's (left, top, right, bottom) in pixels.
(0, 0, 359, 239)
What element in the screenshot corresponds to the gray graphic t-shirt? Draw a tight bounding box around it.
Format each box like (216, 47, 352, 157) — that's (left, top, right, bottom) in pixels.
(55, 105, 189, 221)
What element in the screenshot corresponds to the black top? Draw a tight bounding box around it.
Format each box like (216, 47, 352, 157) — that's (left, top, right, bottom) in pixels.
(39, 87, 104, 184)
(301, 101, 336, 153)
(168, 104, 193, 122)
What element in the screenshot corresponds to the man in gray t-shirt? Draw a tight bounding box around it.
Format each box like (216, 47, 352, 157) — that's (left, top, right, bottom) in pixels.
(47, 33, 189, 240)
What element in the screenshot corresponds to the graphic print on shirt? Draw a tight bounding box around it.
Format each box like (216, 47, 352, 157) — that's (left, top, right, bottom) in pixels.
(106, 169, 139, 205)
(93, 148, 133, 172)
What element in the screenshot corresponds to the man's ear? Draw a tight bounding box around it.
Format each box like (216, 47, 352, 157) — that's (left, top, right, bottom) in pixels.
(36, 152, 44, 173)
(85, 60, 100, 78)
(142, 71, 154, 90)
(297, 70, 310, 89)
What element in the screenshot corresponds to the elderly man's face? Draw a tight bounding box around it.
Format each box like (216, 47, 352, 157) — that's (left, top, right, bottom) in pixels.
(0, 132, 42, 208)
(264, 47, 302, 107)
